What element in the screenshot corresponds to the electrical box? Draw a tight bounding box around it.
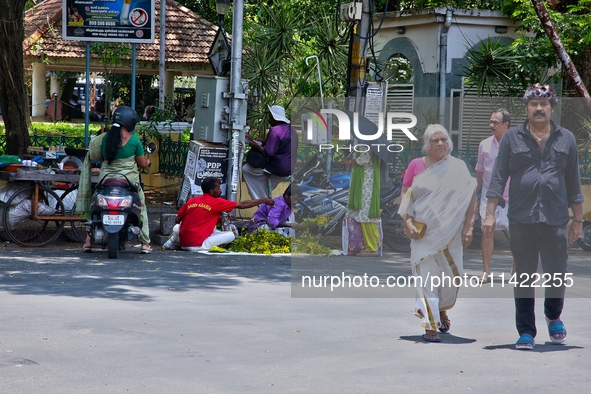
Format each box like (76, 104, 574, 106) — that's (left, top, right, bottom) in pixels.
(192, 76, 247, 144)
(301, 112, 328, 145)
(340, 2, 362, 22)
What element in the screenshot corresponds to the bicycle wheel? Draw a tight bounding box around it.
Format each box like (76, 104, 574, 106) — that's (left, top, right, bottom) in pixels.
(3, 185, 65, 247)
(58, 186, 86, 243)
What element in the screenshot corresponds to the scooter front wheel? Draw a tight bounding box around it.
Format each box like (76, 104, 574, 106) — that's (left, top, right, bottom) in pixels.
(107, 232, 119, 259)
(577, 222, 591, 251)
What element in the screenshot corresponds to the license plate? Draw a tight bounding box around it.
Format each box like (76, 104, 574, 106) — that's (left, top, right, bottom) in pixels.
(103, 214, 124, 226)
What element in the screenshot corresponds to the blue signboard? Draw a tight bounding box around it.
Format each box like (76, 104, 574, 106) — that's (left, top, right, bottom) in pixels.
(62, 0, 155, 43)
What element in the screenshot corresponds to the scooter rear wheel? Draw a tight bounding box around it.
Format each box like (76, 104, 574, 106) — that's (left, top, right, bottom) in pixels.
(577, 222, 591, 251)
(107, 232, 119, 259)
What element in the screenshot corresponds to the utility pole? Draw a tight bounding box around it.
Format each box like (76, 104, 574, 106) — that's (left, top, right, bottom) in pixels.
(345, 0, 371, 115)
(226, 0, 246, 202)
(158, 0, 166, 109)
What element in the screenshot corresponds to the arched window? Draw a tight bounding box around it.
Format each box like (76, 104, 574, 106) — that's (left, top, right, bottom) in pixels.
(384, 54, 413, 84)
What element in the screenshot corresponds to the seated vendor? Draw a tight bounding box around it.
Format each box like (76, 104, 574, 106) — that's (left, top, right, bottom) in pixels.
(175, 177, 274, 251)
(247, 184, 302, 237)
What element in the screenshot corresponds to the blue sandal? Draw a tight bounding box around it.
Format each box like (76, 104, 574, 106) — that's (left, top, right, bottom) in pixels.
(515, 334, 535, 350)
(439, 316, 451, 333)
(546, 318, 567, 344)
(422, 333, 441, 343)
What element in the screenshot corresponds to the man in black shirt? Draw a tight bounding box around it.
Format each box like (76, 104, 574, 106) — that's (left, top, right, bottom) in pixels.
(483, 84, 583, 350)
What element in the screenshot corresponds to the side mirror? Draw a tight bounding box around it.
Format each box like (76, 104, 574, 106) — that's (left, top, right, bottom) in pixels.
(146, 142, 157, 154)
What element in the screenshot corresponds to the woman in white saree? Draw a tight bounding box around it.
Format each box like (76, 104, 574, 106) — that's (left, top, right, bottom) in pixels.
(399, 125, 477, 342)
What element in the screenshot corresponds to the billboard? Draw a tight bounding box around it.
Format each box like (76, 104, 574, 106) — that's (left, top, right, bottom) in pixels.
(62, 0, 155, 43)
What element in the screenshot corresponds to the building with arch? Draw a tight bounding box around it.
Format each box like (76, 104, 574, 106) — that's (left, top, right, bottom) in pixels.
(372, 8, 521, 149)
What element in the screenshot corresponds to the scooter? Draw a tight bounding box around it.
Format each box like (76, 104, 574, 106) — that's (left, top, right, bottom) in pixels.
(294, 155, 410, 252)
(88, 173, 143, 259)
(87, 142, 157, 259)
(294, 155, 350, 236)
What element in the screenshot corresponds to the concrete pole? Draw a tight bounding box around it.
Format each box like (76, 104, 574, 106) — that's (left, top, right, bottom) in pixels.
(159, 0, 166, 109)
(131, 43, 136, 111)
(227, 0, 245, 202)
(31, 62, 46, 117)
(50, 73, 60, 97)
(85, 42, 91, 148)
(165, 71, 175, 103)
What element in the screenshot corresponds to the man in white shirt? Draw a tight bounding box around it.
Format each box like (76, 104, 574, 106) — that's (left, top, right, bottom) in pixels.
(474, 109, 511, 284)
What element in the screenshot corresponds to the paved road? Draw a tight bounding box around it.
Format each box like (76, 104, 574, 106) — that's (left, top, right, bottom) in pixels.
(1, 239, 590, 393)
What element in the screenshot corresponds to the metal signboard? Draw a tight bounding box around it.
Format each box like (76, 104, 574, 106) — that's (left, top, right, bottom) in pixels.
(62, 0, 155, 43)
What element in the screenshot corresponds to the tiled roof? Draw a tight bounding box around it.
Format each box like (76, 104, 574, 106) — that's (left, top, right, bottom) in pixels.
(24, 0, 218, 71)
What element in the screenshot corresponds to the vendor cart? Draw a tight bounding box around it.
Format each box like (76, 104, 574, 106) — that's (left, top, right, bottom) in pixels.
(0, 169, 97, 247)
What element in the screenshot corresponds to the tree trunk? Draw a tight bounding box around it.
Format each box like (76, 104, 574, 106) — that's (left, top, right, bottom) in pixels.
(531, 0, 591, 112)
(0, 0, 31, 156)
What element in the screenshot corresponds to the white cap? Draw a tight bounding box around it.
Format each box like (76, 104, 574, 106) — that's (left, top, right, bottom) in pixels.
(268, 105, 290, 124)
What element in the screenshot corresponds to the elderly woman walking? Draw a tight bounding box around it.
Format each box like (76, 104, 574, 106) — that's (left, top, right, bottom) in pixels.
(399, 124, 477, 342)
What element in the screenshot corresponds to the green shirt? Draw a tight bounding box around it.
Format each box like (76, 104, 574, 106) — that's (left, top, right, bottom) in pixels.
(101, 133, 144, 160)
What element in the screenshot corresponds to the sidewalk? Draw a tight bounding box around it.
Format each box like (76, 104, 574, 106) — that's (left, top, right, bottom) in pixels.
(146, 203, 178, 246)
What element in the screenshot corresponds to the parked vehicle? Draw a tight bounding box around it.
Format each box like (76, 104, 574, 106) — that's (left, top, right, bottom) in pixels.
(88, 173, 143, 259)
(578, 211, 591, 251)
(293, 155, 410, 252)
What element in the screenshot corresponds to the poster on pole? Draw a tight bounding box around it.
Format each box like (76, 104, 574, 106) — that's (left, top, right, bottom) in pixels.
(62, 0, 155, 43)
(177, 142, 229, 207)
(364, 81, 388, 127)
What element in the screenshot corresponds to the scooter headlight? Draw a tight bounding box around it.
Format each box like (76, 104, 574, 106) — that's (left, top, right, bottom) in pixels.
(97, 194, 133, 208)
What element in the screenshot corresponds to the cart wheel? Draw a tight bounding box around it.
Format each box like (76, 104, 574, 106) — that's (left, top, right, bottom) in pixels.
(2, 185, 65, 247)
(58, 186, 86, 243)
(0, 202, 9, 242)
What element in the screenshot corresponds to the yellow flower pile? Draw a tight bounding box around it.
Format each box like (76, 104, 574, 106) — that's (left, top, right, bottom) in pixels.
(300, 213, 330, 229)
(292, 230, 331, 255)
(228, 229, 291, 254)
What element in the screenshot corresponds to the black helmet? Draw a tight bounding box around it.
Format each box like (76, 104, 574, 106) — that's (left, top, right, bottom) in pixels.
(112, 106, 140, 132)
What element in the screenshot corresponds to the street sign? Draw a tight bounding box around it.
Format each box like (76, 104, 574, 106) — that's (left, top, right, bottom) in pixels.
(208, 28, 232, 77)
(62, 0, 155, 43)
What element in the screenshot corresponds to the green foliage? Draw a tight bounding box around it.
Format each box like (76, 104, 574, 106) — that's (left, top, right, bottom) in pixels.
(460, 37, 528, 96)
(30, 122, 101, 136)
(136, 102, 179, 142)
(383, 55, 414, 84)
(503, 0, 591, 87)
(242, 3, 348, 135)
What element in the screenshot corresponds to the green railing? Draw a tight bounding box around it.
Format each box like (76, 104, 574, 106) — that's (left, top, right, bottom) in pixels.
(29, 131, 86, 150)
(156, 135, 190, 178)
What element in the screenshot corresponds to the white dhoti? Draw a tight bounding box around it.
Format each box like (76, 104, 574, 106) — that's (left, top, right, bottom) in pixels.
(181, 229, 236, 252)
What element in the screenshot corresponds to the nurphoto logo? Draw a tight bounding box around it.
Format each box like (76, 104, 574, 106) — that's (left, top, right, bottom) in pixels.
(303, 108, 418, 153)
